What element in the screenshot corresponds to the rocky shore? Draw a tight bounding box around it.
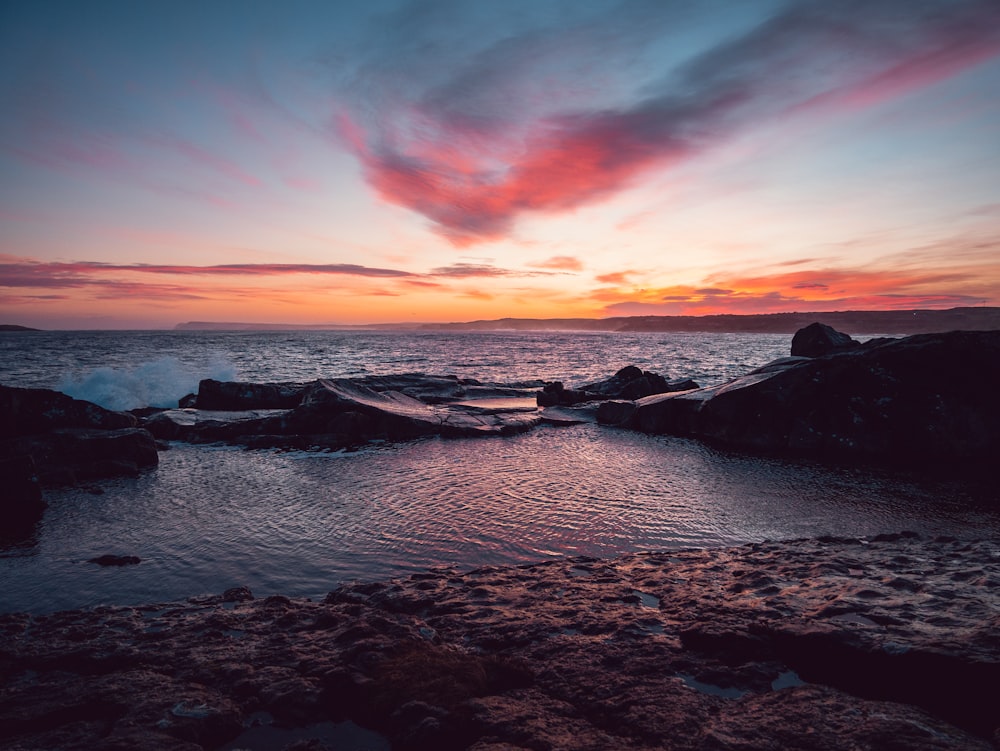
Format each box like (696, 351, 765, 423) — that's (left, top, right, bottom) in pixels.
(1, 533, 997, 750)
(142, 326, 1000, 475)
(4, 326, 997, 520)
(2, 324, 998, 749)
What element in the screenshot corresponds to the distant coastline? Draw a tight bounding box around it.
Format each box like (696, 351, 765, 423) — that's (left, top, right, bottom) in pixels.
(174, 306, 1000, 334)
(0, 324, 40, 332)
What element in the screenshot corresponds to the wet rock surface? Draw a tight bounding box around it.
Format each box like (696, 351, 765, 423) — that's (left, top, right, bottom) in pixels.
(627, 329, 1000, 472)
(146, 375, 545, 449)
(138, 329, 1000, 480)
(1, 534, 996, 750)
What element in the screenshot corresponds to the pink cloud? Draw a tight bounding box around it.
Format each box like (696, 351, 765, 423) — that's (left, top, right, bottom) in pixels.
(340, 1, 1000, 245)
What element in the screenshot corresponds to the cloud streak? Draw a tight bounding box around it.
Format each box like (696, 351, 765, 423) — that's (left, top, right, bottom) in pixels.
(0, 256, 554, 290)
(0, 258, 418, 286)
(340, 0, 1000, 244)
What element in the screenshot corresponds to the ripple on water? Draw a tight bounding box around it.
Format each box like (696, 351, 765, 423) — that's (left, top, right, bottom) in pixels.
(1, 424, 997, 614)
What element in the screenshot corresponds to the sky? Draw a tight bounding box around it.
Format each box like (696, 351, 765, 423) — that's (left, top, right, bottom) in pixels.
(1, 0, 999, 329)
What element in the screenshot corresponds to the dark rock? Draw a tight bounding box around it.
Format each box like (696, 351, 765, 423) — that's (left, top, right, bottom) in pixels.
(222, 586, 254, 602)
(596, 400, 637, 426)
(584, 364, 643, 391)
(0, 454, 46, 537)
(535, 381, 593, 407)
(581, 365, 687, 400)
(0, 385, 157, 488)
(666, 378, 700, 392)
(0, 384, 137, 438)
(177, 393, 197, 408)
(88, 554, 141, 566)
(195, 379, 310, 410)
(539, 367, 696, 407)
(790, 322, 861, 357)
(539, 404, 601, 425)
(631, 330, 1000, 472)
(292, 380, 445, 439)
(273, 379, 540, 442)
(143, 408, 284, 442)
(356, 373, 467, 404)
(5, 427, 159, 485)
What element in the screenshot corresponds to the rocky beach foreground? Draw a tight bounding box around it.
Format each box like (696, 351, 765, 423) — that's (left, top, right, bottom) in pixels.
(2, 325, 998, 749)
(1, 533, 997, 750)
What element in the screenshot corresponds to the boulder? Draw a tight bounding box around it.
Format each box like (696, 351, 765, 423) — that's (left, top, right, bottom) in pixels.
(790, 322, 861, 357)
(581, 365, 673, 399)
(631, 330, 1000, 472)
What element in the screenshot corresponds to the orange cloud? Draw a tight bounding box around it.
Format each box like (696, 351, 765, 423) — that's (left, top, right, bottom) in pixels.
(595, 271, 637, 284)
(597, 262, 998, 316)
(528, 255, 584, 271)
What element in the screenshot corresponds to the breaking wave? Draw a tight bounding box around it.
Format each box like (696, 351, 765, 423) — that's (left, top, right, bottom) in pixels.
(57, 355, 237, 411)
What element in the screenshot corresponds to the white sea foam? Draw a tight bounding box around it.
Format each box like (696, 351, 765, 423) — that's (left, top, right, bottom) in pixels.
(57, 355, 237, 410)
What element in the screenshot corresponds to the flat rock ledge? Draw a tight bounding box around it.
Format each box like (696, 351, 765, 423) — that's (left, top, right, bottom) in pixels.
(2, 534, 998, 750)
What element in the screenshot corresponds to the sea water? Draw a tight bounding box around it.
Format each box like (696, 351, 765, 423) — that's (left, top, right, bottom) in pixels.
(1, 329, 997, 614)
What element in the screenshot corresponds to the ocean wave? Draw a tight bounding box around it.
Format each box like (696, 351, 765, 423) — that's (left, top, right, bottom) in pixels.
(57, 355, 237, 411)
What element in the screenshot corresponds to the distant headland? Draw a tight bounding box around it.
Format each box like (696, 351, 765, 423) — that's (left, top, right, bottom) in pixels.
(0, 324, 40, 332)
(175, 306, 1000, 334)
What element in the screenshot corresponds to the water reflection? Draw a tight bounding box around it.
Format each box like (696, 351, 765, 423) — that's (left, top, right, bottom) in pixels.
(1, 424, 996, 614)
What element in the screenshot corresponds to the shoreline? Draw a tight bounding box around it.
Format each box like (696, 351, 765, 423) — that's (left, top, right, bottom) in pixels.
(2, 532, 997, 750)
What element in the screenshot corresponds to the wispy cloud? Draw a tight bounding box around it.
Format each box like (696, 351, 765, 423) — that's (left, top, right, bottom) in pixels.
(339, 0, 1000, 244)
(429, 263, 514, 278)
(0, 258, 417, 286)
(428, 261, 560, 278)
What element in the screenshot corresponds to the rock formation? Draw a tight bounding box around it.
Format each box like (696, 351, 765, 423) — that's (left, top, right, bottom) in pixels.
(145, 375, 544, 449)
(0, 534, 995, 750)
(139, 328, 1000, 478)
(789, 322, 861, 357)
(0, 384, 159, 488)
(615, 329, 1000, 473)
(537, 366, 697, 407)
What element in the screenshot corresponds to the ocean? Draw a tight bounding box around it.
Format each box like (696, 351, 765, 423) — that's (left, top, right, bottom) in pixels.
(2, 329, 997, 614)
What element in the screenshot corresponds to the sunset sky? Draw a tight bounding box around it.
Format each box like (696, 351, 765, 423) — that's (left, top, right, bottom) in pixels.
(1, 0, 999, 329)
